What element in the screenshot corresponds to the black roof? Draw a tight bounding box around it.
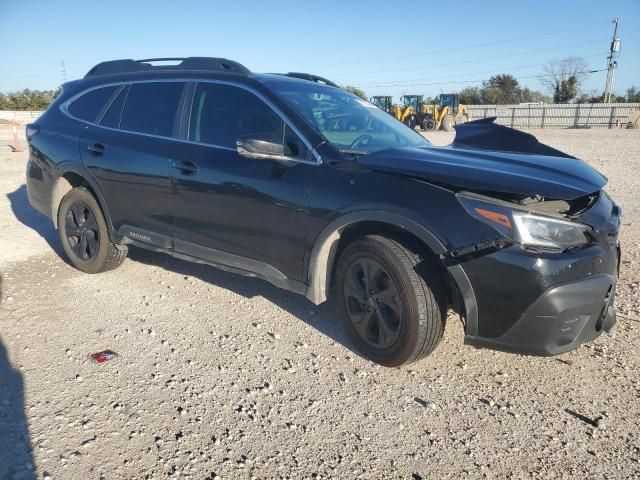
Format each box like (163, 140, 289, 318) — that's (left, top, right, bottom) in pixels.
(84, 57, 251, 78)
(82, 57, 342, 92)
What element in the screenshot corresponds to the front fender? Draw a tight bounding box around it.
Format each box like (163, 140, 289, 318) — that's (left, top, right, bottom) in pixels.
(305, 210, 446, 305)
(304, 209, 479, 335)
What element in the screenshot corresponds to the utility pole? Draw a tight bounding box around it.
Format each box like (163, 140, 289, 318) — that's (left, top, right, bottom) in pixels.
(60, 60, 67, 83)
(603, 18, 621, 103)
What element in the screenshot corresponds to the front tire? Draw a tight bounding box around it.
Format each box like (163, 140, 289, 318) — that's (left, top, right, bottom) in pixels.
(336, 235, 446, 366)
(442, 114, 455, 131)
(57, 187, 127, 273)
(421, 116, 437, 131)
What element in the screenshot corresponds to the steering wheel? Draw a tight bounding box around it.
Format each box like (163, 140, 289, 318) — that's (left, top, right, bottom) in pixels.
(349, 134, 373, 150)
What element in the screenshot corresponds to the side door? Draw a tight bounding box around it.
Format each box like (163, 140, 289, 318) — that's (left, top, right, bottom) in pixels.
(170, 81, 315, 282)
(78, 81, 186, 244)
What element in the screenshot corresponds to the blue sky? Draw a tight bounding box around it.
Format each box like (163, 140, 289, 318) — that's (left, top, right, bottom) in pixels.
(1, 0, 638, 101)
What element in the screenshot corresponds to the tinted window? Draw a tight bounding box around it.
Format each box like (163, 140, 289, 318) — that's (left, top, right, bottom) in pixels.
(189, 83, 281, 148)
(121, 82, 184, 137)
(189, 83, 310, 160)
(283, 124, 310, 160)
(99, 86, 127, 128)
(68, 86, 118, 122)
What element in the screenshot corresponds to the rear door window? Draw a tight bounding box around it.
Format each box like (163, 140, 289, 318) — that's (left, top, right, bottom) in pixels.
(120, 82, 184, 137)
(68, 86, 118, 122)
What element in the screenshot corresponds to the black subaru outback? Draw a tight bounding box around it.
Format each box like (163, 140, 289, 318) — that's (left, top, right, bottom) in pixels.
(26, 57, 620, 366)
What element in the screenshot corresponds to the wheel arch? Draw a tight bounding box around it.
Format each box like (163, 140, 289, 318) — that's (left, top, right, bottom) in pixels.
(51, 165, 114, 234)
(305, 211, 478, 334)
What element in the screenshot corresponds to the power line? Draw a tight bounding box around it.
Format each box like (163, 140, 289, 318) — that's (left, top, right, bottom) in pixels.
(272, 21, 611, 70)
(358, 52, 608, 88)
(327, 39, 609, 79)
(361, 68, 607, 89)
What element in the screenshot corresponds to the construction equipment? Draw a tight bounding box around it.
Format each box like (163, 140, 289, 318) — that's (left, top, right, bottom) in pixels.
(370, 96, 394, 115)
(397, 95, 423, 128)
(396, 94, 470, 131)
(420, 94, 470, 131)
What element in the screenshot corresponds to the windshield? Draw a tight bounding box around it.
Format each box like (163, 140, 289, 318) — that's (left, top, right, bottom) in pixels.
(270, 81, 430, 154)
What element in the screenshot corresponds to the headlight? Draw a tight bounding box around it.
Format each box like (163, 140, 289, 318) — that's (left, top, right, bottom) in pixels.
(512, 212, 590, 249)
(458, 194, 591, 251)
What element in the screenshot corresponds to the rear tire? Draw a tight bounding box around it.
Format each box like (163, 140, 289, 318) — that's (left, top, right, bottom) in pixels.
(57, 187, 127, 274)
(335, 235, 446, 367)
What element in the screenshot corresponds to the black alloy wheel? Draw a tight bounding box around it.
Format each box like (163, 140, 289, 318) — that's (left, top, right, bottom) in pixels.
(336, 235, 446, 366)
(65, 201, 100, 261)
(57, 187, 128, 273)
(343, 256, 402, 349)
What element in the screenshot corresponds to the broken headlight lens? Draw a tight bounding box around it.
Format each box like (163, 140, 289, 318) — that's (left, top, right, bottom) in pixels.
(511, 212, 591, 249)
(458, 194, 591, 250)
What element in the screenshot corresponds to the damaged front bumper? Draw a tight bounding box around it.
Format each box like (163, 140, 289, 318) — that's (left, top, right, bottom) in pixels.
(446, 185, 621, 355)
(465, 272, 617, 355)
(450, 237, 619, 356)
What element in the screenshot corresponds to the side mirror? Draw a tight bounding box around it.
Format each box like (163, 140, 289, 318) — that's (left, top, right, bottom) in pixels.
(236, 136, 285, 160)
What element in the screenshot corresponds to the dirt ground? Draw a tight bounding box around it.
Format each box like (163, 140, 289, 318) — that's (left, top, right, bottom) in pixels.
(1, 128, 639, 480)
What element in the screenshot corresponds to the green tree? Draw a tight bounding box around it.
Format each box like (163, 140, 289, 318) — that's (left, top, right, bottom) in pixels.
(481, 74, 522, 104)
(454, 81, 548, 105)
(626, 87, 640, 103)
(345, 86, 367, 100)
(458, 86, 482, 104)
(520, 87, 551, 104)
(553, 75, 578, 103)
(0, 88, 59, 110)
(540, 57, 588, 103)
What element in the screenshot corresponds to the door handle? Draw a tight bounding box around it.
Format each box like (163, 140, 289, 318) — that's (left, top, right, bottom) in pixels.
(172, 160, 199, 175)
(86, 143, 106, 155)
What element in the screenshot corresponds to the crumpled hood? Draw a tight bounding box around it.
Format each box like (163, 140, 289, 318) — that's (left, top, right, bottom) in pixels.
(359, 120, 607, 200)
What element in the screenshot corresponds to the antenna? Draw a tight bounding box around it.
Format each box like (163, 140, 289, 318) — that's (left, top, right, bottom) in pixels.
(61, 60, 67, 83)
(603, 18, 620, 103)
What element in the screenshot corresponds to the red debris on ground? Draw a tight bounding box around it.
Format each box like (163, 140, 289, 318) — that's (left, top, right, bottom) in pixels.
(90, 350, 118, 363)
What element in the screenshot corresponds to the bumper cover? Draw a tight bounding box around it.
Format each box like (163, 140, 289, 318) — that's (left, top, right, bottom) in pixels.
(465, 273, 616, 355)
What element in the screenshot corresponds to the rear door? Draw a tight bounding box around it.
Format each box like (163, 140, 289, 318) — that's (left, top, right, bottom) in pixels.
(78, 81, 186, 243)
(170, 81, 314, 282)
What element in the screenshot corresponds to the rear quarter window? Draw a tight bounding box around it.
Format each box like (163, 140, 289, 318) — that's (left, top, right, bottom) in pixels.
(68, 86, 119, 122)
(120, 82, 184, 137)
(100, 86, 128, 129)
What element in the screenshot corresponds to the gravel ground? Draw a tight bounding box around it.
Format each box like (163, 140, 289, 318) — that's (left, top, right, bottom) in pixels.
(1, 128, 639, 479)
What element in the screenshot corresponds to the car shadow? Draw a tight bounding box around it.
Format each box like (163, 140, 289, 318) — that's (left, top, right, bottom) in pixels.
(6, 183, 358, 356)
(127, 247, 360, 357)
(0, 332, 35, 479)
(7, 184, 63, 258)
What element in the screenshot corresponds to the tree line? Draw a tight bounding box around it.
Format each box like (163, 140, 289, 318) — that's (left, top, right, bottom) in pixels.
(0, 88, 61, 111)
(456, 57, 640, 105)
(457, 77, 640, 105)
